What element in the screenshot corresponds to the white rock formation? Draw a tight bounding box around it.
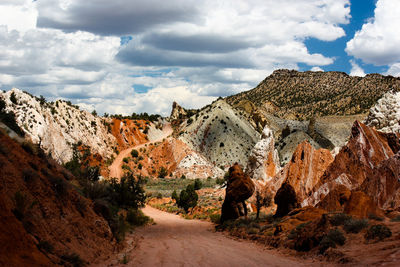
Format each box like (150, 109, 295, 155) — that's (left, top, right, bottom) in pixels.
(0, 88, 116, 163)
(365, 90, 400, 133)
(245, 126, 280, 181)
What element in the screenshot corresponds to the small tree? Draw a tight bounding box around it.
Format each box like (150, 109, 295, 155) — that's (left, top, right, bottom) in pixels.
(194, 178, 202, 190)
(92, 110, 97, 116)
(172, 190, 179, 202)
(158, 166, 168, 178)
(255, 190, 272, 220)
(10, 92, 18, 104)
(177, 184, 198, 213)
(131, 149, 139, 158)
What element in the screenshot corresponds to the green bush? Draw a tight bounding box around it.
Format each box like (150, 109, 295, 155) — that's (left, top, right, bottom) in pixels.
(158, 166, 168, 178)
(171, 190, 179, 202)
(177, 184, 198, 213)
(365, 224, 392, 241)
(194, 179, 202, 190)
(123, 157, 129, 163)
(329, 213, 352, 226)
(131, 149, 139, 158)
(319, 228, 346, 253)
(343, 218, 369, 233)
(126, 209, 151, 227)
(209, 213, 221, 224)
(368, 213, 384, 221)
(10, 92, 18, 104)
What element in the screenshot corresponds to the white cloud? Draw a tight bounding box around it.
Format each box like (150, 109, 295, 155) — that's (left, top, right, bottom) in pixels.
(0, 0, 351, 115)
(385, 63, 400, 77)
(346, 0, 400, 66)
(349, 60, 366, 77)
(311, 66, 324, 72)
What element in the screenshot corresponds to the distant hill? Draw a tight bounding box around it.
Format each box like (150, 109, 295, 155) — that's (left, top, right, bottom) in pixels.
(226, 69, 400, 120)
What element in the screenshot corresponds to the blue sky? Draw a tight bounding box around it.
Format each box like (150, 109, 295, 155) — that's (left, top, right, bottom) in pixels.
(0, 0, 399, 115)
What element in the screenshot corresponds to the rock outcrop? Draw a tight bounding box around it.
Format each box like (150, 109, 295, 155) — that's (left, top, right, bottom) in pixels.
(303, 121, 398, 208)
(245, 126, 280, 181)
(0, 88, 116, 163)
(179, 99, 259, 168)
(221, 164, 255, 222)
(170, 101, 187, 120)
(365, 90, 400, 133)
(360, 151, 400, 211)
(272, 141, 333, 205)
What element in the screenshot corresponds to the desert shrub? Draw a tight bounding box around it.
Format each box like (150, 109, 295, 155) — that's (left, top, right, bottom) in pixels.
(180, 174, 186, 179)
(10, 92, 18, 104)
(365, 224, 392, 241)
(109, 174, 146, 209)
(319, 228, 346, 253)
(247, 227, 259, 235)
(194, 178, 202, 190)
(368, 213, 384, 221)
(343, 218, 369, 233)
(158, 166, 168, 178)
(130, 149, 139, 158)
(110, 214, 128, 243)
(329, 213, 352, 226)
(156, 192, 163, 199)
(37, 240, 54, 254)
(171, 190, 179, 202)
(209, 213, 221, 224)
(216, 177, 225, 185)
(177, 184, 198, 213)
(123, 157, 129, 163)
(390, 215, 400, 222)
(61, 253, 86, 267)
(138, 163, 143, 169)
(255, 190, 272, 220)
(126, 209, 151, 226)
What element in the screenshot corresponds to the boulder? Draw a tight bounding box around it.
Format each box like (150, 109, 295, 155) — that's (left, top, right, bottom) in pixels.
(170, 101, 187, 120)
(221, 163, 255, 222)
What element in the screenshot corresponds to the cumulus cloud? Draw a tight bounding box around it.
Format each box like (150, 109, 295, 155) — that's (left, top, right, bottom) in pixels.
(346, 0, 400, 66)
(311, 66, 324, 72)
(349, 60, 366, 77)
(385, 63, 400, 77)
(0, 0, 352, 115)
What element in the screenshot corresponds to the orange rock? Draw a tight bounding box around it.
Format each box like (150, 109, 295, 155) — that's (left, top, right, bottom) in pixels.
(221, 163, 255, 222)
(344, 191, 383, 218)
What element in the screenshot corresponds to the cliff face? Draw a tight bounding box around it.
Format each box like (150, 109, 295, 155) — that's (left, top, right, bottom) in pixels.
(0, 88, 116, 163)
(303, 121, 399, 208)
(0, 131, 113, 266)
(226, 69, 400, 120)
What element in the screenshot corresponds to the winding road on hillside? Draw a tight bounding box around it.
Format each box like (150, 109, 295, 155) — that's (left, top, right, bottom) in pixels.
(109, 123, 173, 179)
(94, 206, 320, 267)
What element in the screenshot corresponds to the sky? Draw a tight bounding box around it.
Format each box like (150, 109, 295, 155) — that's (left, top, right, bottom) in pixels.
(0, 0, 399, 116)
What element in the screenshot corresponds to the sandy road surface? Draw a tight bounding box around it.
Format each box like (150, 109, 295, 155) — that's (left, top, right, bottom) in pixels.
(95, 206, 322, 267)
(109, 124, 173, 179)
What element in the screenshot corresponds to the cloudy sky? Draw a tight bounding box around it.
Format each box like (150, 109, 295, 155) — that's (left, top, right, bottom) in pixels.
(0, 0, 399, 116)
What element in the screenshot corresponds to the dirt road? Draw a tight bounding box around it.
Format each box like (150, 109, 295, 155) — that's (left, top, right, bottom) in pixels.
(96, 206, 321, 267)
(109, 124, 173, 179)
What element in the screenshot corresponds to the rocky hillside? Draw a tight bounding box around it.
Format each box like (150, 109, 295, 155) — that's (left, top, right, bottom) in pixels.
(178, 99, 260, 168)
(0, 88, 116, 163)
(226, 69, 400, 120)
(0, 131, 114, 266)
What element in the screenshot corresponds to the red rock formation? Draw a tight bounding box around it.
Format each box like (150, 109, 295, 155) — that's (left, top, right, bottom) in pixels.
(0, 132, 114, 266)
(278, 141, 333, 203)
(274, 182, 299, 217)
(221, 164, 255, 222)
(303, 121, 396, 207)
(111, 118, 149, 151)
(361, 152, 400, 211)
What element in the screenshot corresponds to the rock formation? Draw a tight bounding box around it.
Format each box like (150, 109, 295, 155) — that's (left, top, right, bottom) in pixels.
(365, 90, 400, 133)
(271, 141, 333, 204)
(179, 99, 259, 168)
(221, 163, 255, 222)
(245, 126, 280, 181)
(170, 101, 187, 120)
(303, 121, 398, 208)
